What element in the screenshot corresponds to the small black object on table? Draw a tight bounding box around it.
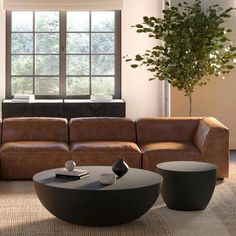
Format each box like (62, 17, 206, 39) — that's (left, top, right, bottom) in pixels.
(112, 158, 129, 177)
(156, 161, 217, 211)
(33, 166, 162, 226)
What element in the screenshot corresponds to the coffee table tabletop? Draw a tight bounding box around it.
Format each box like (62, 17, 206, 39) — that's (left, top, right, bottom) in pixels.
(33, 166, 162, 226)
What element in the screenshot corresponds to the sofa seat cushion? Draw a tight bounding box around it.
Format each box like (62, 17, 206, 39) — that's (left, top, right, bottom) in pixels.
(70, 141, 141, 168)
(1, 141, 69, 153)
(140, 141, 201, 171)
(141, 141, 200, 153)
(1, 141, 69, 180)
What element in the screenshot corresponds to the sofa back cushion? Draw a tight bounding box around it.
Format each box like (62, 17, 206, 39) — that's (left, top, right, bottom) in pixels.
(2, 117, 68, 143)
(136, 117, 201, 143)
(70, 117, 136, 142)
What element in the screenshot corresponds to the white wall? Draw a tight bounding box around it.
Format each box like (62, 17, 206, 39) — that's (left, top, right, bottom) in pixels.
(122, 0, 164, 119)
(0, 0, 5, 118)
(0, 0, 164, 119)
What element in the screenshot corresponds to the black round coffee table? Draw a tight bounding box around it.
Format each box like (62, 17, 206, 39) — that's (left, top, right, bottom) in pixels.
(156, 161, 216, 211)
(33, 166, 162, 226)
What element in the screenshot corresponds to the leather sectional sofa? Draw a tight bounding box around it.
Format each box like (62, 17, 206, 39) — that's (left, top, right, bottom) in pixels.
(0, 116, 229, 180)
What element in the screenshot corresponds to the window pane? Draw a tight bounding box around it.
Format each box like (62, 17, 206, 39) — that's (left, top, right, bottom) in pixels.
(67, 55, 89, 75)
(67, 33, 89, 53)
(35, 12, 59, 32)
(92, 55, 114, 75)
(67, 77, 89, 95)
(12, 55, 33, 75)
(11, 77, 33, 95)
(67, 12, 89, 32)
(12, 12, 33, 32)
(92, 77, 114, 95)
(35, 55, 59, 75)
(92, 12, 114, 32)
(11, 33, 33, 54)
(92, 33, 114, 53)
(35, 77, 59, 95)
(35, 33, 59, 54)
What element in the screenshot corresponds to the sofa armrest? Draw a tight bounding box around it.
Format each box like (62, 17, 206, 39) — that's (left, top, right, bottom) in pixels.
(194, 117, 229, 178)
(194, 117, 229, 152)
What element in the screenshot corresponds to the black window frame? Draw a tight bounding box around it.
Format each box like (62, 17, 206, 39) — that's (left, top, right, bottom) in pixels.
(6, 10, 121, 99)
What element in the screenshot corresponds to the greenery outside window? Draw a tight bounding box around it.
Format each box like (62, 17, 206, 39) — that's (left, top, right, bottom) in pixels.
(6, 10, 121, 99)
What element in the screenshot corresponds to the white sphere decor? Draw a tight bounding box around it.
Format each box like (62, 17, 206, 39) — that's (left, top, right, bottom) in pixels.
(65, 160, 76, 172)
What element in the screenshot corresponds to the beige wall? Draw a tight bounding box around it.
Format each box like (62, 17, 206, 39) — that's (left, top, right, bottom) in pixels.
(0, 0, 165, 119)
(171, 0, 236, 149)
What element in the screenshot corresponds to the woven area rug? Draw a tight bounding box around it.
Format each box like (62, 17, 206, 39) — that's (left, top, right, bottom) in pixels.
(1, 166, 236, 236)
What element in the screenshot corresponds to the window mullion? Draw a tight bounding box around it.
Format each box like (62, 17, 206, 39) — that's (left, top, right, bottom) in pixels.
(33, 12, 36, 96)
(6, 11, 12, 98)
(114, 10, 121, 99)
(89, 12, 92, 96)
(60, 11, 67, 98)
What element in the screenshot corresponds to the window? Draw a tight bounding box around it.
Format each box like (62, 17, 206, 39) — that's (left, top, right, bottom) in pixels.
(6, 11, 121, 99)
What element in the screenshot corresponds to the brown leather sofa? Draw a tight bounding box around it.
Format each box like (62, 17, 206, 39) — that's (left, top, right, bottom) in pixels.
(69, 117, 141, 168)
(0, 117, 69, 179)
(0, 116, 229, 179)
(136, 117, 229, 178)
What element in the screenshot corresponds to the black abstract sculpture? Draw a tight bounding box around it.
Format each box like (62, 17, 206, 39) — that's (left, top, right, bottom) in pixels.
(112, 159, 129, 177)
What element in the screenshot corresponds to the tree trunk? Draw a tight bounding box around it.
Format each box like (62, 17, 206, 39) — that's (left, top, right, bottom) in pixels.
(188, 94, 192, 117)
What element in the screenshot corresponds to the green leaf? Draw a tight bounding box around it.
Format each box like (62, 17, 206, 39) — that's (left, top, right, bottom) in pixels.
(220, 13, 231, 18)
(150, 17, 157, 22)
(131, 64, 139, 68)
(217, 44, 224, 49)
(143, 16, 149, 23)
(137, 29, 144, 33)
(148, 68, 156, 72)
(147, 59, 154, 63)
(153, 45, 164, 50)
(230, 47, 236, 51)
(219, 37, 228, 42)
(135, 55, 143, 61)
(226, 65, 234, 70)
(135, 24, 143, 28)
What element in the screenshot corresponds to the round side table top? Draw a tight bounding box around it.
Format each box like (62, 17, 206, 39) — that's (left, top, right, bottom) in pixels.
(33, 166, 163, 191)
(157, 161, 216, 173)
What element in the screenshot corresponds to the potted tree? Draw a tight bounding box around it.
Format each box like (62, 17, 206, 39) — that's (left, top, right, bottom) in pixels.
(126, 0, 236, 116)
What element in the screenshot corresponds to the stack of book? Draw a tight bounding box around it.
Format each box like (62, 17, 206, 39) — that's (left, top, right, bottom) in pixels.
(55, 168, 90, 180)
(90, 94, 113, 102)
(12, 94, 35, 103)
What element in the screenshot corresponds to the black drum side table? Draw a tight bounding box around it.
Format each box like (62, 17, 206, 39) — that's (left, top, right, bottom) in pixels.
(156, 161, 216, 211)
